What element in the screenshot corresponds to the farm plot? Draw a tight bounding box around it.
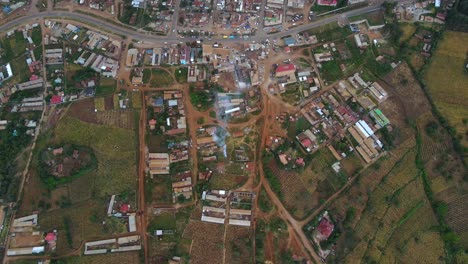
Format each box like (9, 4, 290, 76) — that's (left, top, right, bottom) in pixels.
(210, 173, 247, 190)
(225, 225, 252, 264)
(183, 220, 225, 264)
(416, 113, 450, 164)
(53, 116, 137, 196)
(131, 91, 142, 108)
(267, 161, 315, 219)
(67, 98, 98, 124)
(39, 199, 111, 255)
(383, 63, 431, 121)
(344, 150, 445, 263)
(96, 77, 116, 96)
(424, 31, 468, 151)
(399, 23, 417, 44)
(146, 176, 173, 204)
(148, 207, 193, 261)
(329, 141, 418, 259)
(446, 194, 468, 245)
(94, 97, 105, 112)
(96, 109, 135, 129)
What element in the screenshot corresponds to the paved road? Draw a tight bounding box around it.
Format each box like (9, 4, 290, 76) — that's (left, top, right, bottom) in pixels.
(0, 5, 382, 44)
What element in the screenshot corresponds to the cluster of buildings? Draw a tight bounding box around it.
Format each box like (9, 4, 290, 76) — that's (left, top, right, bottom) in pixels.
(196, 125, 227, 164)
(146, 90, 193, 202)
(148, 91, 186, 136)
(177, 0, 211, 28)
(44, 21, 121, 79)
(171, 170, 193, 201)
(414, 31, 434, 58)
(282, 61, 391, 165)
(394, 0, 449, 24)
(127, 43, 204, 67)
(107, 194, 137, 233)
(201, 190, 253, 227)
(6, 214, 58, 257)
(273, 62, 321, 95)
(0, 24, 44, 113)
(212, 0, 260, 33)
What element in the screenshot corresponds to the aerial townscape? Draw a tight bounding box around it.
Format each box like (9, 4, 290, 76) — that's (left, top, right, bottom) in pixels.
(0, 0, 467, 263)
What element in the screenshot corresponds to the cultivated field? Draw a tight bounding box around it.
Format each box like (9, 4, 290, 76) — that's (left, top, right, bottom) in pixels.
(266, 147, 348, 219)
(96, 109, 135, 129)
(225, 225, 252, 264)
(267, 161, 315, 219)
(183, 220, 225, 264)
(325, 59, 468, 262)
(424, 31, 468, 151)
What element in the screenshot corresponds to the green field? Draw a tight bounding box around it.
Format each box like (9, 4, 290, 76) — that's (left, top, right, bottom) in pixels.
(97, 76, 116, 96)
(148, 212, 177, 232)
(175, 67, 188, 83)
(150, 68, 174, 87)
(320, 60, 343, 82)
(424, 31, 468, 151)
(53, 115, 137, 196)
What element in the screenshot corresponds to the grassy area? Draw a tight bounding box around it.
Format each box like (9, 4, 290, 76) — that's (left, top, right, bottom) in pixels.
(10, 31, 27, 58)
(175, 67, 188, 83)
(320, 60, 343, 82)
(148, 212, 177, 233)
(97, 77, 116, 96)
(94, 97, 105, 111)
(307, 23, 352, 42)
(349, 10, 386, 26)
(142, 68, 151, 83)
(131, 91, 142, 108)
(8, 56, 30, 84)
(31, 27, 42, 46)
(39, 199, 123, 255)
(399, 23, 417, 44)
(424, 31, 468, 151)
(280, 83, 302, 106)
(210, 173, 247, 190)
(33, 45, 43, 61)
(150, 68, 174, 87)
(311, 4, 338, 13)
(53, 116, 137, 196)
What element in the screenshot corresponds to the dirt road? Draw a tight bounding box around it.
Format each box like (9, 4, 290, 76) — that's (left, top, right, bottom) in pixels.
(138, 91, 149, 264)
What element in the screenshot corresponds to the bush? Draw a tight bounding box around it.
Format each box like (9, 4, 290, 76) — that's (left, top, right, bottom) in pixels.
(264, 167, 282, 199)
(63, 216, 73, 248)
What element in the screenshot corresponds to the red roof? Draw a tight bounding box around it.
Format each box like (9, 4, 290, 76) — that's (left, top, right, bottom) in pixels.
(51, 95, 62, 104)
(317, 218, 334, 239)
(45, 232, 56, 242)
(296, 158, 305, 166)
(120, 204, 130, 213)
(148, 119, 157, 125)
(317, 0, 337, 6)
(301, 138, 312, 148)
(284, 47, 291, 53)
(275, 64, 296, 74)
(29, 75, 39, 81)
